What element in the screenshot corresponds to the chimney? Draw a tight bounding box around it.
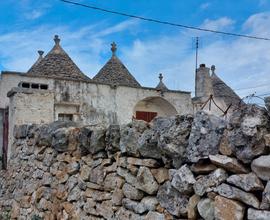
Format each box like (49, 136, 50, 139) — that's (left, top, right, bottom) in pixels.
(195, 64, 213, 98)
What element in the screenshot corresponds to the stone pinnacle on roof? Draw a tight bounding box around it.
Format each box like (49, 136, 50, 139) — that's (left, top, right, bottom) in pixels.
(26, 35, 90, 81)
(211, 65, 216, 75)
(156, 73, 169, 91)
(111, 42, 117, 56)
(38, 50, 44, 57)
(54, 35, 60, 45)
(27, 50, 44, 70)
(210, 65, 242, 107)
(93, 42, 141, 87)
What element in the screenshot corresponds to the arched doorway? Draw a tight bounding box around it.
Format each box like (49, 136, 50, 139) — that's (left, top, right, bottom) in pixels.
(133, 97, 177, 122)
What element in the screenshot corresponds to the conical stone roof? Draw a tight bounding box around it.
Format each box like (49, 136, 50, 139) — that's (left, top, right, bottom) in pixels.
(93, 42, 141, 87)
(27, 35, 90, 81)
(211, 66, 241, 107)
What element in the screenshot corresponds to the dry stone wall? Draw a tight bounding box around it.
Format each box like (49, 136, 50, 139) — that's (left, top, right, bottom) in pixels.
(1, 105, 270, 220)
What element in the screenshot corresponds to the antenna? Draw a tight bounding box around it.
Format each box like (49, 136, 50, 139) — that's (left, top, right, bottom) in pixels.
(195, 37, 199, 72)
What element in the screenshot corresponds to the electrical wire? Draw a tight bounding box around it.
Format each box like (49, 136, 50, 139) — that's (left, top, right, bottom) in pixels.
(234, 83, 269, 91)
(60, 0, 270, 41)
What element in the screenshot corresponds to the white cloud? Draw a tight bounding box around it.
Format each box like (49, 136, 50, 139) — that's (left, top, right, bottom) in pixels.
(25, 9, 45, 20)
(121, 15, 270, 99)
(200, 2, 211, 10)
(16, 0, 51, 20)
(201, 17, 235, 31)
(1, 13, 270, 101)
(0, 20, 139, 77)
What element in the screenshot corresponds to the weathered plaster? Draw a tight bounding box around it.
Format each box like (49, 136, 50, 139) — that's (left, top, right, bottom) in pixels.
(8, 89, 54, 161)
(0, 72, 53, 109)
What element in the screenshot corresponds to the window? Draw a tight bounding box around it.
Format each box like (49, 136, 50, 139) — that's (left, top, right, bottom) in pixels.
(18, 82, 48, 90)
(58, 114, 73, 122)
(40, 84, 48, 90)
(31, 83, 39, 89)
(21, 82, 30, 88)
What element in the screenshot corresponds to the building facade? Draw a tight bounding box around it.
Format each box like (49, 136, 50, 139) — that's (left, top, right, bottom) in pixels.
(0, 35, 193, 167)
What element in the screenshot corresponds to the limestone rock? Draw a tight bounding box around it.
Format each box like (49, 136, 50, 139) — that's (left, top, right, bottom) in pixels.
(84, 189, 111, 201)
(122, 197, 158, 214)
(157, 181, 189, 217)
(260, 181, 270, 210)
(67, 161, 80, 175)
(150, 168, 169, 184)
(62, 202, 75, 214)
(115, 207, 144, 220)
(219, 130, 233, 156)
(103, 173, 125, 191)
(136, 166, 159, 195)
(193, 168, 227, 196)
(251, 155, 270, 181)
(187, 194, 200, 220)
(10, 201, 20, 219)
(186, 111, 226, 162)
(112, 189, 124, 206)
(89, 165, 106, 184)
(105, 124, 120, 152)
(191, 162, 217, 174)
(215, 183, 260, 208)
(55, 171, 69, 184)
(67, 186, 81, 202)
(36, 124, 51, 147)
(248, 208, 270, 220)
(214, 195, 245, 220)
(122, 183, 144, 201)
(171, 164, 196, 194)
(126, 157, 159, 168)
(78, 126, 92, 153)
(264, 134, 270, 147)
(96, 200, 114, 219)
(209, 154, 248, 174)
(120, 120, 149, 156)
(138, 128, 162, 159)
(117, 167, 158, 195)
(52, 127, 79, 152)
(117, 167, 137, 186)
(80, 165, 91, 181)
(227, 105, 270, 163)
(157, 115, 193, 167)
(145, 211, 166, 220)
(197, 198, 215, 220)
(89, 129, 106, 154)
(227, 173, 264, 192)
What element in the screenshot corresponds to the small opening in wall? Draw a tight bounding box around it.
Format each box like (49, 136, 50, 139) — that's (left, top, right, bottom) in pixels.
(31, 83, 39, 89)
(58, 114, 73, 122)
(21, 82, 30, 88)
(40, 84, 48, 90)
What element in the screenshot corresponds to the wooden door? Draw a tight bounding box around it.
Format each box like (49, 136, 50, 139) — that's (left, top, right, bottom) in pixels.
(136, 111, 157, 122)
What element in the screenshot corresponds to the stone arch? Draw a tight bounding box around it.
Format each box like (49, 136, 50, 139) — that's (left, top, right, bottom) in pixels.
(133, 96, 177, 122)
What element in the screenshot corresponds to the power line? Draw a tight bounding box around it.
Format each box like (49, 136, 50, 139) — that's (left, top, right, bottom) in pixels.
(257, 92, 270, 97)
(60, 0, 270, 41)
(234, 83, 270, 91)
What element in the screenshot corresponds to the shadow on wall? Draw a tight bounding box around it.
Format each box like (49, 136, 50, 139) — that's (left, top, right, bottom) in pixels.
(133, 96, 177, 122)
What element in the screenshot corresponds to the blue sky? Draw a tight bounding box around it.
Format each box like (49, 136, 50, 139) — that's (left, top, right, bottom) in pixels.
(1, 0, 270, 102)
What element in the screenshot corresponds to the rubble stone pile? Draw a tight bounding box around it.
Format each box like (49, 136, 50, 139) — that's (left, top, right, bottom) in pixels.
(0, 104, 270, 220)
